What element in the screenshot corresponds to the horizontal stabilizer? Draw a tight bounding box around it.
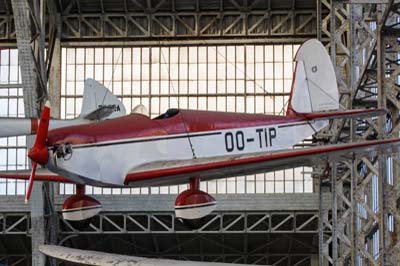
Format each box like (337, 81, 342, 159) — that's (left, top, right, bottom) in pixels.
(0, 79, 126, 137)
(40, 245, 259, 266)
(301, 109, 386, 121)
(0, 118, 37, 137)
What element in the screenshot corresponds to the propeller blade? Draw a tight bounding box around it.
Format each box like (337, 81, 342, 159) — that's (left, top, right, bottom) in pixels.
(25, 101, 51, 203)
(25, 161, 37, 203)
(28, 101, 51, 165)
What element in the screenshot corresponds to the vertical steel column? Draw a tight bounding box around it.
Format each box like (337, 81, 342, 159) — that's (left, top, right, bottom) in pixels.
(10, 0, 38, 117)
(316, 7, 328, 263)
(379, 2, 400, 264)
(349, 4, 358, 266)
(30, 183, 45, 266)
(316, 0, 322, 41)
(350, 160, 357, 266)
(48, 17, 62, 119)
(10, 0, 57, 265)
(318, 179, 326, 266)
(46, 9, 62, 255)
(377, 10, 387, 265)
(332, 162, 338, 265)
(33, 0, 49, 265)
(317, 1, 337, 264)
(10, 0, 44, 266)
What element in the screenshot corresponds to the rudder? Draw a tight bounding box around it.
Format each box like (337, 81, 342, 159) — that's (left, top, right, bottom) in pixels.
(286, 39, 339, 116)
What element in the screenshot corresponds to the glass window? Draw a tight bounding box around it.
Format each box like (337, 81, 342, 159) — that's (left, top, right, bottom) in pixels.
(57, 44, 310, 195)
(0, 49, 27, 195)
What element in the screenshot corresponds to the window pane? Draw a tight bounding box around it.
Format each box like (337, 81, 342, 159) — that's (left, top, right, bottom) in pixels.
(58, 44, 306, 195)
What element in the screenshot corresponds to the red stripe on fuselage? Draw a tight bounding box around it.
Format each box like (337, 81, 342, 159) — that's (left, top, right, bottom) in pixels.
(47, 110, 304, 147)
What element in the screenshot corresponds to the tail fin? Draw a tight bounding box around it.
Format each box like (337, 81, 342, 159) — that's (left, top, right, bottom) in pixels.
(80, 79, 126, 120)
(286, 39, 339, 116)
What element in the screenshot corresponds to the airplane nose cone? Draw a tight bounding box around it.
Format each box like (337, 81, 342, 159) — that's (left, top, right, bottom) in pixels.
(28, 146, 49, 165)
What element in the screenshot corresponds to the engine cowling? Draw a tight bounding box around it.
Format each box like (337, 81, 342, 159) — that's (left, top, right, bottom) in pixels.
(62, 194, 102, 221)
(174, 178, 216, 220)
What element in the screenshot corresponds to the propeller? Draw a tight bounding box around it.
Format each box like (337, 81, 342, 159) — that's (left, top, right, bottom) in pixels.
(25, 101, 51, 203)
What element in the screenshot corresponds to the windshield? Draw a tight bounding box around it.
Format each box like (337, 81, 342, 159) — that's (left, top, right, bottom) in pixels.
(153, 109, 180, 120)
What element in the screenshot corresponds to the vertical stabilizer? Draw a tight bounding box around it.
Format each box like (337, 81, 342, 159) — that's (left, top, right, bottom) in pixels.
(287, 39, 339, 115)
(80, 79, 126, 120)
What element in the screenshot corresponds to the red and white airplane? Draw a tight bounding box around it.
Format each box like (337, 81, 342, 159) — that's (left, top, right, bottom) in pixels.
(2, 38, 399, 265)
(0, 39, 397, 224)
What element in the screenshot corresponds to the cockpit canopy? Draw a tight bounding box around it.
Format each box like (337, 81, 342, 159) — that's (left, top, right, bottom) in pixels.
(154, 109, 180, 120)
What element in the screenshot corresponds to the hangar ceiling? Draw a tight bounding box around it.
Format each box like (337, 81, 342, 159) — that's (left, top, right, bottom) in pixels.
(0, 0, 324, 43)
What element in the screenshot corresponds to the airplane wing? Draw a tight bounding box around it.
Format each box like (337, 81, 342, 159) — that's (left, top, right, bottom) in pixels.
(125, 138, 400, 186)
(40, 245, 257, 266)
(2, 139, 399, 186)
(0, 168, 72, 183)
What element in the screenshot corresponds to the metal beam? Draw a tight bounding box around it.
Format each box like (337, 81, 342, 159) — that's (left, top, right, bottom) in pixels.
(0, 193, 333, 212)
(59, 10, 319, 40)
(0, 1, 325, 44)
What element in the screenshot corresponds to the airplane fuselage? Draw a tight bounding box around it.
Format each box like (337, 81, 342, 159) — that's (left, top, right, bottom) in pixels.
(45, 109, 327, 187)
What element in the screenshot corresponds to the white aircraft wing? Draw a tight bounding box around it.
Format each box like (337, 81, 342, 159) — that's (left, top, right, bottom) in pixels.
(125, 138, 400, 186)
(0, 168, 73, 183)
(40, 245, 259, 266)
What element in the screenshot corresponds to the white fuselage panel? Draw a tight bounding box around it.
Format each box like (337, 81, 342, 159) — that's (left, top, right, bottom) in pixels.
(47, 120, 327, 186)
